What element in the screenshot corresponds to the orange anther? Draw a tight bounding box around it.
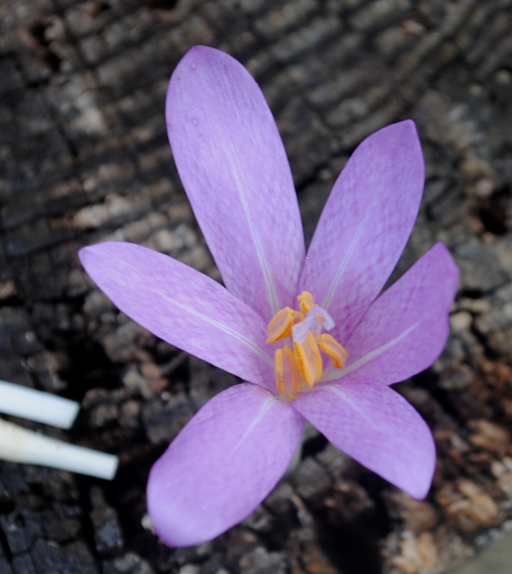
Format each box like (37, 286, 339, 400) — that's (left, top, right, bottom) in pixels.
(297, 291, 317, 314)
(294, 331, 323, 388)
(318, 333, 349, 369)
(269, 292, 348, 394)
(275, 346, 300, 397)
(266, 307, 303, 344)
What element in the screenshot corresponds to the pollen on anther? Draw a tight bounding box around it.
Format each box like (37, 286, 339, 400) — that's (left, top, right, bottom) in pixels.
(297, 291, 317, 314)
(266, 307, 303, 344)
(294, 331, 323, 388)
(318, 333, 349, 369)
(275, 346, 299, 397)
(268, 292, 348, 394)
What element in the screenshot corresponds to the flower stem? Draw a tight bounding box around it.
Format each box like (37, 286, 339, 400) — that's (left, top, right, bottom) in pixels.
(0, 419, 118, 480)
(0, 380, 80, 429)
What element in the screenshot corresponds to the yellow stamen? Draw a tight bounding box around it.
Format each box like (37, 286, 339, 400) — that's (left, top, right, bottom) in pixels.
(318, 333, 349, 369)
(294, 331, 323, 388)
(266, 307, 304, 344)
(267, 292, 348, 398)
(275, 346, 299, 397)
(297, 291, 317, 314)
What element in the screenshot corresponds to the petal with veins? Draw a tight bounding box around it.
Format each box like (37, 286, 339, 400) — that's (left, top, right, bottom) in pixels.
(339, 243, 459, 384)
(301, 120, 424, 342)
(167, 45, 304, 321)
(147, 383, 304, 547)
(292, 377, 435, 499)
(79, 242, 274, 388)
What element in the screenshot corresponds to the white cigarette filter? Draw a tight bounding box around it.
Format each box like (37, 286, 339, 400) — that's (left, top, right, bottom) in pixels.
(0, 380, 80, 429)
(0, 419, 118, 480)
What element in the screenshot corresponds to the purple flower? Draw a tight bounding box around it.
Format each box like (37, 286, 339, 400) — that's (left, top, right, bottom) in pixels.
(79, 46, 458, 547)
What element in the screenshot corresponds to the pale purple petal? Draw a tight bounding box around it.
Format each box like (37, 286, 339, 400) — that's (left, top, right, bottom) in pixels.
(167, 46, 304, 322)
(333, 243, 458, 385)
(300, 120, 424, 342)
(147, 383, 304, 547)
(292, 377, 435, 499)
(79, 242, 274, 388)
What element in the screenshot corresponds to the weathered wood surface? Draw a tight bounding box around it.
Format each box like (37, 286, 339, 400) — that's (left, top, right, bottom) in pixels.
(1, 0, 512, 572)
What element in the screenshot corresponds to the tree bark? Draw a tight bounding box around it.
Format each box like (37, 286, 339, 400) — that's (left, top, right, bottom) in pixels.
(2, 1, 512, 572)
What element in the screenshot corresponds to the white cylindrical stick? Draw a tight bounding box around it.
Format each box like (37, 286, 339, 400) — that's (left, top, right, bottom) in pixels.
(0, 419, 118, 480)
(0, 380, 80, 429)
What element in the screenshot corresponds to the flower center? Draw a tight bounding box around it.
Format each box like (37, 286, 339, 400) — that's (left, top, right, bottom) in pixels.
(266, 291, 348, 399)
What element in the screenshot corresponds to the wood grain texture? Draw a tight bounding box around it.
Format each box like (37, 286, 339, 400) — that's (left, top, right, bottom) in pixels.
(2, 0, 512, 572)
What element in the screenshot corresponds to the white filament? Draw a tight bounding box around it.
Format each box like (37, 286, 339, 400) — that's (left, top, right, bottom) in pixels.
(291, 305, 335, 344)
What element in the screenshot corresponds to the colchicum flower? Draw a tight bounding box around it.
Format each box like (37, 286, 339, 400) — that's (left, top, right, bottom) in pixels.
(79, 46, 458, 547)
